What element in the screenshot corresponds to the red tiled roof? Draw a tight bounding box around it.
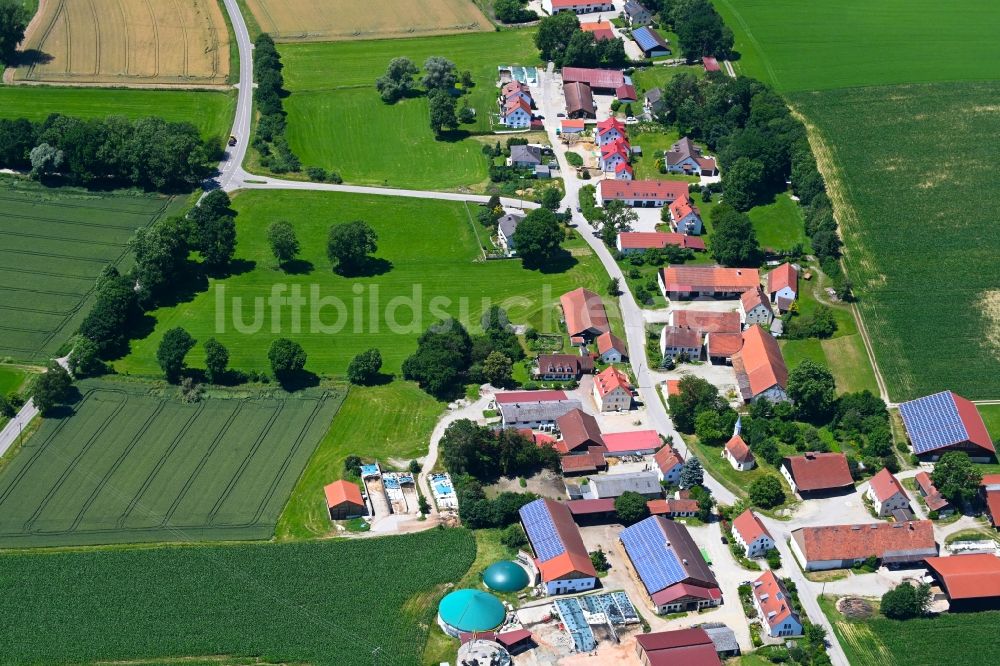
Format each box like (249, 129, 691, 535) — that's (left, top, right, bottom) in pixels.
(740, 285, 773, 315)
(914, 471, 950, 511)
(530, 498, 598, 580)
(596, 117, 627, 135)
(556, 408, 605, 453)
(703, 56, 721, 72)
(581, 21, 615, 41)
(868, 468, 907, 503)
(791, 520, 936, 563)
(669, 193, 700, 222)
(752, 570, 797, 630)
(596, 331, 627, 356)
(617, 231, 704, 251)
(561, 118, 586, 131)
(982, 474, 1000, 487)
(725, 434, 755, 464)
(603, 429, 660, 453)
(601, 137, 630, 159)
(665, 380, 681, 396)
(560, 449, 606, 473)
(660, 265, 761, 294)
(636, 627, 714, 651)
(654, 444, 683, 473)
(925, 554, 1000, 600)
(616, 84, 637, 101)
(783, 452, 853, 491)
(501, 80, 529, 97)
(324, 480, 363, 509)
(661, 325, 702, 349)
(647, 498, 699, 515)
(953, 393, 995, 453)
(562, 67, 625, 90)
(566, 497, 616, 515)
(614, 161, 634, 176)
(986, 490, 1000, 527)
(560, 287, 610, 338)
(503, 96, 531, 116)
(733, 326, 787, 399)
(494, 390, 568, 404)
(733, 509, 771, 546)
(768, 262, 798, 295)
(651, 582, 722, 606)
(599, 179, 688, 201)
(695, 156, 717, 172)
(670, 310, 741, 334)
(536, 353, 593, 377)
(594, 366, 631, 398)
(706, 332, 743, 358)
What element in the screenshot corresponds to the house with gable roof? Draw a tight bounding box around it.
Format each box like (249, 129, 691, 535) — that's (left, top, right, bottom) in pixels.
(899, 390, 995, 462)
(600, 137, 631, 172)
(654, 444, 684, 485)
(740, 286, 774, 328)
(614, 161, 634, 180)
(501, 96, 532, 128)
(595, 117, 628, 146)
(668, 193, 704, 235)
(593, 366, 633, 411)
(732, 509, 774, 558)
(767, 263, 798, 311)
(732, 325, 788, 403)
(665, 137, 718, 176)
(865, 468, 911, 517)
(751, 571, 802, 637)
(596, 331, 628, 363)
(723, 434, 755, 471)
(519, 498, 598, 595)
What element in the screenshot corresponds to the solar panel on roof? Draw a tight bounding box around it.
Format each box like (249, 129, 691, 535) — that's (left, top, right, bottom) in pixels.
(620, 518, 686, 594)
(632, 27, 663, 53)
(899, 391, 970, 454)
(519, 499, 566, 562)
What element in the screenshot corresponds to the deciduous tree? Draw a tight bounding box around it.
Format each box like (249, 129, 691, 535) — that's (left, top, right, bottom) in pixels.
(709, 204, 761, 266)
(327, 220, 378, 274)
(31, 362, 73, 415)
(511, 208, 563, 268)
(347, 348, 383, 385)
(375, 57, 418, 103)
(157, 327, 196, 383)
(614, 491, 650, 525)
(748, 475, 785, 509)
(203, 338, 229, 384)
(428, 89, 458, 136)
(422, 56, 458, 91)
(0, 1, 27, 66)
(267, 221, 300, 267)
(787, 360, 836, 423)
(931, 451, 983, 505)
(268, 338, 307, 378)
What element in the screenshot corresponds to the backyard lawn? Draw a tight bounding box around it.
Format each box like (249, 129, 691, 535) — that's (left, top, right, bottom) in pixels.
(117, 189, 612, 378)
(748, 193, 808, 251)
(278, 30, 541, 189)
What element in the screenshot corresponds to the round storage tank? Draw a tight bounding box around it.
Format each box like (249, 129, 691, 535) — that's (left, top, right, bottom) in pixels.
(482, 560, 529, 593)
(437, 589, 506, 638)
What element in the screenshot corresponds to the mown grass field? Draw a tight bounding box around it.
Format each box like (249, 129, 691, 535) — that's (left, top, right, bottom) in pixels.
(276, 381, 441, 540)
(748, 193, 808, 251)
(0, 529, 476, 666)
(713, 0, 1000, 92)
(0, 86, 235, 140)
(245, 0, 491, 42)
(0, 367, 27, 396)
(0, 379, 342, 548)
(790, 83, 1000, 400)
(15, 0, 230, 86)
(0, 179, 183, 364)
(980, 404, 1000, 441)
(821, 595, 1000, 666)
(117, 189, 613, 378)
(279, 30, 540, 189)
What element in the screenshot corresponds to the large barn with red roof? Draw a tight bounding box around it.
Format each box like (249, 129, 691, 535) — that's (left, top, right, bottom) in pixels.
(519, 498, 597, 595)
(925, 553, 1000, 610)
(899, 391, 995, 461)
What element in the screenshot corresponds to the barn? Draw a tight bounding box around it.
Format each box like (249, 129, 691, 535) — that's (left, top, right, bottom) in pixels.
(324, 480, 366, 520)
(899, 391, 995, 461)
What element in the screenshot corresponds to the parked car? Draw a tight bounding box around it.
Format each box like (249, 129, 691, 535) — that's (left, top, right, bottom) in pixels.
(556, 112, 566, 118)
(625, 117, 638, 124)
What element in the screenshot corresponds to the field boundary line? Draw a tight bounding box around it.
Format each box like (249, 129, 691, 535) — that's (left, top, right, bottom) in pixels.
(85, 0, 100, 76)
(247, 394, 328, 526)
(21, 389, 129, 531)
(116, 400, 208, 528)
(115, 0, 129, 76)
(159, 400, 245, 527)
(205, 399, 284, 523)
(65, 400, 167, 533)
(0, 228, 126, 247)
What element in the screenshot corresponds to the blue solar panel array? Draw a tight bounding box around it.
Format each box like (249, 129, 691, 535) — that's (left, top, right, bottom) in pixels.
(899, 391, 970, 454)
(519, 499, 566, 562)
(620, 517, 686, 594)
(632, 27, 667, 53)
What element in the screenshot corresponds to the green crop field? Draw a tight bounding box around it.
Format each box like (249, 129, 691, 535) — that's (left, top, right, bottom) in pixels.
(980, 405, 1000, 441)
(713, 0, 1000, 92)
(821, 596, 1000, 666)
(0, 179, 184, 364)
(790, 83, 1000, 400)
(117, 189, 613, 378)
(278, 30, 540, 189)
(0, 366, 27, 396)
(0, 86, 234, 140)
(0, 529, 476, 665)
(0, 379, 342, 548)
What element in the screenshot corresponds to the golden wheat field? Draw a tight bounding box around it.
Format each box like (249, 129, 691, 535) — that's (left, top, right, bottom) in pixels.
(14, 0, 230, 87)
(244, 0, 491, 42)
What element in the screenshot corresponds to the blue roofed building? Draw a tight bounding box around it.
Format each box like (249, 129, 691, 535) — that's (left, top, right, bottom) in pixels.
(519, 498, 598, 595)
(631, 26, 671, 58)
(899, 391, 995, 461)
(620, 516, 722, 614)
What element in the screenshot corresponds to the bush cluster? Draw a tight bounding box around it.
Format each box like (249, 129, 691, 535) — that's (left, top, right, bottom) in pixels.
(252, 34, 300, 173)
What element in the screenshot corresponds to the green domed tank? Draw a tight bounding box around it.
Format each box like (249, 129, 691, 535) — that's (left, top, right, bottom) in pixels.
(482, 560, 530, 593)
(437, 589, 506, 636)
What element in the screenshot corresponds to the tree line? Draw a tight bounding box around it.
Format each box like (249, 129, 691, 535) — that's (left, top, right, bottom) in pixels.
(252, 34, 301, 174)
(651, 0, 734, 61)
(535, 12, 628, 68)
(0, 114, 217, 191)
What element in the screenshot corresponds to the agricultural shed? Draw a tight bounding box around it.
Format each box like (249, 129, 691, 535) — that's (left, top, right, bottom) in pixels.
(324, 480, 366, 520)
(898, 391, 995, 461)
(924, 553, 1000, 610)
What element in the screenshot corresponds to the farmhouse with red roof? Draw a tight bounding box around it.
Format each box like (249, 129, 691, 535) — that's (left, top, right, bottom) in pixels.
(865, 468, 910, 517)
(595, 117, 627, 146)
(981, 474, 1000, 527)
(791, 520, 937, 571)
(781, 452, 853, 496)
(668, 193, 704, 235)
(324, 480, 366, 520)
(654, 444, 684, 485)
(500, 96, 532, 128)
(614, 161, 634, 180)
(596, 331, 628, 363)
(732, 509, 774, 558)
(555, 408, 604, 454)
(733, 325, 788, 403)
(751, 570, 802, 637)
(767, 262, 799, 309)
(602, 430, 660, 456)
(600, 137, 631, 172)
(658, 265, 761, 300)
(914, 471, 952, 515)
(646, 497, 699, 518)
(580, 21, 615, 41)
(616, 231, 705, 254)
(635, 627, 721, 666)
(706, 332, 743, 363)
(659, 325, 702, 360)
(598, 179, 688, 207)
(534, 353, 594, 381)
(560, 287, 610, 342)
(740, 286, 774, 328)
(593, 366, 632, 412)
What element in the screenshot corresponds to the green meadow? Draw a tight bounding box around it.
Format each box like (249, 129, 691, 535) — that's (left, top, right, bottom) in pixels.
(0, 86, 235, 140)
(713, 0, 1000, 92)
(117, 189, 612, 378)
(278, 30, 540, 189)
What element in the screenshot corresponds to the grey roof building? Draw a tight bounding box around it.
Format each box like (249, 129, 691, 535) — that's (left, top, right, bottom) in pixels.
(499, 399, 582, 428)
(702, 623, 741, 657)
(510, 144, 542, 167)
(581, 470, 661, 499)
